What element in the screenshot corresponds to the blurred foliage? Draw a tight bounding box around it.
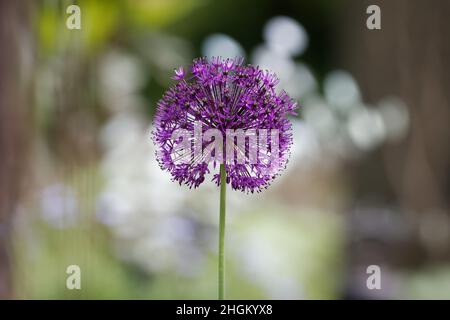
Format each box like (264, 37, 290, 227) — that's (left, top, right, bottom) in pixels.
(37, 0, 207, 55)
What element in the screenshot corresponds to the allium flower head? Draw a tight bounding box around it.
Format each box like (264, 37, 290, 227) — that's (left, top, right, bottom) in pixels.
(152, 57, 297, 193)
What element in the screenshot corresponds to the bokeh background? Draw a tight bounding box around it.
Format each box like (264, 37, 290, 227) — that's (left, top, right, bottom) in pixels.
(1, 0, 449, 299)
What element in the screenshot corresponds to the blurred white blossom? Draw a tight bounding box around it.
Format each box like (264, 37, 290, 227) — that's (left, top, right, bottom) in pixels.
(263, 16, 308, 57)
(40, 183, 78, 229)
(202, 34, 245, 59)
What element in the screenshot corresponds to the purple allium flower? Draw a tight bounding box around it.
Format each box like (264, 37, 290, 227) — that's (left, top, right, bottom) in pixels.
(152, 57, 297, 193)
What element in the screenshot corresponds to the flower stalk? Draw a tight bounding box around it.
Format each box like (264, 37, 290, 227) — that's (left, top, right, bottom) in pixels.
(218, 163, 226, 300)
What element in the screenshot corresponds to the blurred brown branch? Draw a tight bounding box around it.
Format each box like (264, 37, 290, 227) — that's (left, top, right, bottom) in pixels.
(0, 1, 32, 299)
(338, 0, 450, 215)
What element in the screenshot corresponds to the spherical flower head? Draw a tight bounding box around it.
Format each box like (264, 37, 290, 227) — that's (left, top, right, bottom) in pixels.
(152, 57, 298, 193)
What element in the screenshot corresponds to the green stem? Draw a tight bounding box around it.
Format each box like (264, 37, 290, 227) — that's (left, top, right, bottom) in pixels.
(218, 164, 226, 300)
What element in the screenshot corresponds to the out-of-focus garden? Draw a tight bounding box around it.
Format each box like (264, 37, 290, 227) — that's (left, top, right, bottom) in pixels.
(0, 0, 449, 299)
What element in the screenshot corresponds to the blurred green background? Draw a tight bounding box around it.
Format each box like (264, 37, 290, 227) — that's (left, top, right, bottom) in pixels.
(1, 0, 450, 299)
